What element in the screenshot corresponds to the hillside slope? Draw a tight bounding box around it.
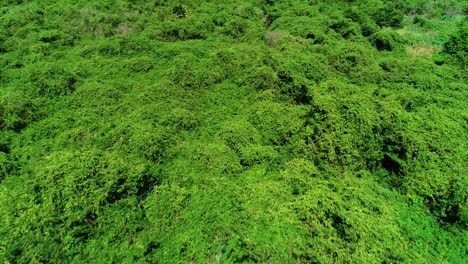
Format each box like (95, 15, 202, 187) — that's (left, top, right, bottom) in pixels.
(0, 0, 467, 263)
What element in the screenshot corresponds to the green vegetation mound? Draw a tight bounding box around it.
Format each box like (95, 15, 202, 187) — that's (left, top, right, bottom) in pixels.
(0, 0, 467, 263)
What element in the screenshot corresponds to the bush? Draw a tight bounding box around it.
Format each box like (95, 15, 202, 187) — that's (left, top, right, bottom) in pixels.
(245, 66, 279, 90)
(326, 41, 375, 75)
(37, 29, 74, 46)
(222, 18, 250, 39)
(0, 149, 158, 262)
(269, 15, 327, 43)
(0, 91, 41, 132)
(443, 21, 468, 65)
(160, 14, 215, 41)
(167, 53, 223, 89)
(218, 119, 261, 152)
(432, 53, 446, 65)
(77, 7, 122, 38)
(374, 3, 404, 28)
(238, 145, 278, 167)
(27, 62, 78, 97)
(344, 6, 380, 37)
(248, 100, 304, 145)
(329, 17, 362, 40)
(371, 28, 404, 51)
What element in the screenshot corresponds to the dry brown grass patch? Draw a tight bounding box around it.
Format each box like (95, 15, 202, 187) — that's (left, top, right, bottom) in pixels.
(116, 24, 133, 35)
(406, 43, 439, 58)
(266, 31, 284, 47)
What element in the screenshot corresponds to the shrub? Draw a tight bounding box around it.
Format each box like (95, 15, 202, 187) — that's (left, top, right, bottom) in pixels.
(344, 6, 380, 37)
(432, 52, 446, 65)
(248, 100, 304, 145)
(195, 142, 243, 174)
(0, 149, 158, 262)
(0, 0, 466, 262)
(413, 15, 435, 28)
(161, 107, 198, 130)
(37, 29, 74, 46)
(123, 56, 154, 72)
(0, 91, 41, 132)
(238, 145, 278, 167)
(371, 28, 404, 51)
(160, 14, 215, 41)
(78, 7, 121, 38)
(443, 21, 468, 65)
(269, 15, 327, 43)
(222, 18, 250, 39)
(245, 66, 279, 90)
(127, 123, 175, 162)
(374, 3, 404, 28)
(218, 119, 261, 152)
(167, 53, 223, 89)
(326, 41, 375, 74)
(329, 17, 362, 40)
(25, 60, 81, 97)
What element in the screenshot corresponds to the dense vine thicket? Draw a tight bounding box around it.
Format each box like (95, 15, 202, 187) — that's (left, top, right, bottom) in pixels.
(0, 0, 467, 263)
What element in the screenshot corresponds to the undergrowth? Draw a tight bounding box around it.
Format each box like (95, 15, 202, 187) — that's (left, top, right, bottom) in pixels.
(0, 0, 467, 263)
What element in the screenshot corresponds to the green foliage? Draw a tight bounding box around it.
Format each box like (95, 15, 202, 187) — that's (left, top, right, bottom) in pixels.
(269, 15, 327, 43)
(0, 0, 467, 263)
(372, 28, 405, 51)
(444, 20, 468, 64)
(28, 62, 78, 97)
(375, 4, 405, 28)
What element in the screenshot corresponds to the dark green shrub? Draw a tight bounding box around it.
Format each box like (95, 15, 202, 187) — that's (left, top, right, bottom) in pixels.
(222, 18, 250, 39)
(28, 63, 78, 97)
(443, 21, 468, 64)
(276, 68, 311, 104)
(432, 53, 446, 65)
(172, 4, 187, 17)
(37, 29, 74, 46)
(245, 66, 279, 90)
(269, 15, 327, 43)
(0, 3, 45, 36)
(413, 15, 435, 28)
(269, 48, 328, 103)
(0, 131, 16, 182)
(371, 28, 404, 51)
(374, 4, 404, 28)
(116, 35, 155, 55)
(329, 17, 362, 40)
(0, 29, 6, 53)
(0, 91, 41, 132)
(344, 6, 380, 37)
(0, 50, 23, 71)
(0, 151, 9, 182)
